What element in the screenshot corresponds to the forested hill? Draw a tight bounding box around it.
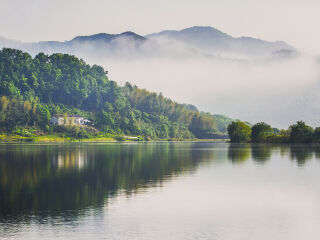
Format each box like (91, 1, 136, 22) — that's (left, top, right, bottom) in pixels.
(0, 48, 231, 139)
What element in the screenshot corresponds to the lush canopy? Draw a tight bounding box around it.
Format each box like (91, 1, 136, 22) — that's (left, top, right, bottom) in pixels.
(227, 121, 251, 143)
(228, 120, 320, 144)
(0, 48, 229, 139)
(251, 122, 273, 143)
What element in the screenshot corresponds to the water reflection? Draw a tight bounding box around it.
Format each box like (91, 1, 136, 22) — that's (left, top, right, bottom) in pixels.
(1, 142, 320, 224)
(0, 143, 215, 220)
(55, 148, 88, 169)
(251, 145, 272, 164)
(289, 145, 315, 166)
(228, 144, 251, 164)
(227, 144, 320, 166)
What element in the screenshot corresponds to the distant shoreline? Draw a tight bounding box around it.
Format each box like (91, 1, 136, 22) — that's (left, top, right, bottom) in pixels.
(0, 134, 228, 143)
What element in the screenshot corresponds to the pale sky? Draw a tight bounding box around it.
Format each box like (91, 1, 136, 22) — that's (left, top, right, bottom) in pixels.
(1, 0, 320, 54)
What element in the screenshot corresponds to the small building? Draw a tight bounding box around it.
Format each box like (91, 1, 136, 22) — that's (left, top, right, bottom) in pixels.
(50, 115, 91, 125)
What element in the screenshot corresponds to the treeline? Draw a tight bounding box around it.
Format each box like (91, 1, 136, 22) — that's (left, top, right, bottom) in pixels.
(123, 83, 222, 138)
(0, 48, 228, 139)
(0, 96, 50, 129)
(228, 120, 320, 143)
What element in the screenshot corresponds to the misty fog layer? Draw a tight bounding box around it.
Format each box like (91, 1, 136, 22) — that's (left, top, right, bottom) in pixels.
(102, 55, 319, 129)
(1, 28, 319, 128)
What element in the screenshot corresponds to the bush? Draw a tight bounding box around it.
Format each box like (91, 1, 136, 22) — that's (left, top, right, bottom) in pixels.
(251, 122, 273, 143)
(266, 134, 289, 143)
(314, 127, 320, 143)
(289, 121, 314, 144)
(115, 135, 125, 141)
(227, 121, 251, 143)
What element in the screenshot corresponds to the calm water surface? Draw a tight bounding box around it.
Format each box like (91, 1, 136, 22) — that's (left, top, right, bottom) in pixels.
(1, 142, 320, 240)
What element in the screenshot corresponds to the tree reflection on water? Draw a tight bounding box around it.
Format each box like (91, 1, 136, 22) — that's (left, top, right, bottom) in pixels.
(1, 142, 320, 223)
(0, 143, 213, 220)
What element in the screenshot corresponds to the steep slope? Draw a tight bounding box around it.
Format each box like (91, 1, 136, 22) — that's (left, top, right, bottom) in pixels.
(0, 48, 230, 139)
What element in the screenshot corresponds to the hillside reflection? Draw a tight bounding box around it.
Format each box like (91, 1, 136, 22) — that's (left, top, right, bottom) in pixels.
(0, 143, 214, 220)
(1, 142, 320, 222)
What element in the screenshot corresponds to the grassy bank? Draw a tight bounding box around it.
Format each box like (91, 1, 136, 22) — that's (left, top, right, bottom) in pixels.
(0, 134, 118, 143)
(0, 133, 228, 143)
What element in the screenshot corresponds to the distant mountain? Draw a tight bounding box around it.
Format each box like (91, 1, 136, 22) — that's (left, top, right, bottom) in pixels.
(14, 31, 147, 58)
(0, 36, 21, 48)
(146, 26, 295, 57)
(146, 26, 231, 48)
(0, 26, 296, 60)
(70, 31, 145, 44)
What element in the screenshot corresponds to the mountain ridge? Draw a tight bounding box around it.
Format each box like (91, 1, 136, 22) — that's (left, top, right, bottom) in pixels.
(146, 26, 295, 56)
(70, 31, 146, 43)
(0, 26, 296, 59)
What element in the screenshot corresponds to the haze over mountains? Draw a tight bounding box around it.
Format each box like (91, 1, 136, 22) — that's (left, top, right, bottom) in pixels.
(0, 26, 319, 128)
(0, 26, 295, 60)
(147, 26, 295, 58)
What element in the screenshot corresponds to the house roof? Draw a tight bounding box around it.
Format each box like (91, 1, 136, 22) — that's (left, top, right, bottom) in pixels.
(53, 114, 85, 118)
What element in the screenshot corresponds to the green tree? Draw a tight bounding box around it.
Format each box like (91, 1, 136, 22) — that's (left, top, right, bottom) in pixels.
(36, 104, 51, 127)
(227, 121, 251, 143)
(189, 114, 217, 138)
(289, 121, 314, 143)
(0, 48, 231, 139)
(251, 122, 273, 143)
(313, 127, 320, 143)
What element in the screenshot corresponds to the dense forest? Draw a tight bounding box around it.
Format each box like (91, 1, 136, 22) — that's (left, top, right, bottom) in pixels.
(0, 48, 230, 140)
(228, 120, 320, 144)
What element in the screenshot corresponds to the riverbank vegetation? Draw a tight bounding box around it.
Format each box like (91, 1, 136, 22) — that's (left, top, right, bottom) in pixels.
(228, 120, 320, 143)
(0, 48, 232, 141)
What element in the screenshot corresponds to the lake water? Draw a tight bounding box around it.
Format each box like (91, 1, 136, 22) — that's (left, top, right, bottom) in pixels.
(1, 142, 320, 240)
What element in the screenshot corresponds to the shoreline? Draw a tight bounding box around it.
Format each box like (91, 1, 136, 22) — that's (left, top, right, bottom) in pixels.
(0, 134, 228, 143)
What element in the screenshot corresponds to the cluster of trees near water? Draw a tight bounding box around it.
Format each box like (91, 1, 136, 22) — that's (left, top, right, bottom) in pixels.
(0, 48, 230, 139)
(228, 120, 320, 143)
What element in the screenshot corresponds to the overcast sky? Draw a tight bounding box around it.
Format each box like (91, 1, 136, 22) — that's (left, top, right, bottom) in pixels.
(1, 0, 320, 54)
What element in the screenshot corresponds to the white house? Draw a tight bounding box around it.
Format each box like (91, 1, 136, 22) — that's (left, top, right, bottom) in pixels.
(50, 115, 91, 125)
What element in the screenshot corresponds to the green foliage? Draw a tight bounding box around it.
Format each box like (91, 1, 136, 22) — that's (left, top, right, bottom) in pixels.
(36, 104, 51, 127)
(265, 134, 289, 143)
(228, 120, 320, 144)
(289, 121, 314, 144)
(227, 121, 251, 143)
(53, 125, 91, 138)
(251, 122, 273, 143)
(189, 113, 217, 138)
(0, 97, 36, 130)
(123, 83, 220, 138)
(314, 127, 320, 143)
(0, 48, 228, 139)
(213, 114, 234, 133)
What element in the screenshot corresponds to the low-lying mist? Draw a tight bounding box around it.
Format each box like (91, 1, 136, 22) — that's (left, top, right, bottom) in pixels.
(86, 40, 319, 129)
